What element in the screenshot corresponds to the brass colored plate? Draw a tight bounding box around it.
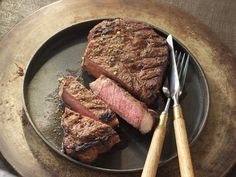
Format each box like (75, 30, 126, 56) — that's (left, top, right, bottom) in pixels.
(0, 0, 235, 177)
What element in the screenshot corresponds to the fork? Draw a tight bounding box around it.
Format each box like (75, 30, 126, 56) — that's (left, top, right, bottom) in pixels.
(141, 52, 189, 177)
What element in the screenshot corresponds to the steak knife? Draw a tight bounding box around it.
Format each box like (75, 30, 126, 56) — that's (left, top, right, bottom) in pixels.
(167, 35, 195, 177)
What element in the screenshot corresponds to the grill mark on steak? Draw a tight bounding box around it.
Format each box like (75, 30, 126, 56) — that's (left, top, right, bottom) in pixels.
(62, 108, 120, 163)
(140, 68, 162, 79)
(125, 56, 168, 73)
(140, 46, 169, 58)
(90, 76, 156, 134)
(59, 76, 119, 127)
(82, 18, 169, 105)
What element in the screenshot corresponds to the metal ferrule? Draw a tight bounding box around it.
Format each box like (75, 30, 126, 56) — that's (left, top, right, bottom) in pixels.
(173, 94, 179, 106)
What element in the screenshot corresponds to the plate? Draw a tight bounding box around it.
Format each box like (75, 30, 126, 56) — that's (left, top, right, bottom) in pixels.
(22, 19, 209, 172)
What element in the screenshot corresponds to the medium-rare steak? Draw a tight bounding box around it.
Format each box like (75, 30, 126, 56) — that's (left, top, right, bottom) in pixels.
(62, 108, 120, 163)
(59, 76, 119, 127)
(82, 18, 169, 105)
(90, 75, 155, 134)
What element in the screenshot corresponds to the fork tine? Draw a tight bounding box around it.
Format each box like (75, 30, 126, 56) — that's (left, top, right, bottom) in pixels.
(179, 54, 190, 93)
(164, 52, 189, 96)
(175, 50, 178, 60)
(178, 53, 186, 77)
(176, 52, 182, 69)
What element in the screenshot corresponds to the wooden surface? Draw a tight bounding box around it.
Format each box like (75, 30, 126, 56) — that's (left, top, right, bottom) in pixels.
(0, 0, 235, 177)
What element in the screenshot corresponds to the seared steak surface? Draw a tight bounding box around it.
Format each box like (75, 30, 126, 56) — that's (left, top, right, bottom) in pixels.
(59, 76, 119, 127)
(62, 108, 120, 163)
(82, 18, 169, 105)
(90, 76, 155, 134)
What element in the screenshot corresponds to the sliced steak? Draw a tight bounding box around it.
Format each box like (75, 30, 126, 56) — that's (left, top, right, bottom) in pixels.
(62, 108, 120, 163)
(59, 76, 119, 127)
(82, 18, 169, 105)
(90, 76, 155, 134)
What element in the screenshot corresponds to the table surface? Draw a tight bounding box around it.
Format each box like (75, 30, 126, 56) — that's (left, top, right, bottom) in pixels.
(0, 0, 235, 176)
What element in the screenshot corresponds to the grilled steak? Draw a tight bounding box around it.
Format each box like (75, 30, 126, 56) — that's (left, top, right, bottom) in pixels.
(59, 76, 119, 127)
(62, 108, 120, 163)
(82, 18, 169, 105)
(90, 76, 155, 134)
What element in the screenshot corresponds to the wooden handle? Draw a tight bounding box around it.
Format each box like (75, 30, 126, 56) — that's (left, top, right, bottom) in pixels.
(141, 112, 168, 177)
(173, 104, 195, 177)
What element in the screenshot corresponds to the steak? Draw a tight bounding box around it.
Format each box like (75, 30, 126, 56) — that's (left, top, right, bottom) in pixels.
(59, 76, 119, 127)
(82, 18, 169, 105)
(62, 108, 120, 163)
(90, 76, 155, 134)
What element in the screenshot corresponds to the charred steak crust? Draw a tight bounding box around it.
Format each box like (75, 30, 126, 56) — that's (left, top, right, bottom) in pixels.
(62, 108, 120, 163)
(59, 76, 119, 127)
(82, 18, 169, 105)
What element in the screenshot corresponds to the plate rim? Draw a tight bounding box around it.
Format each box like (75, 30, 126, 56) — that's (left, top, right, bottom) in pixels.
(22, 18, 210, 173)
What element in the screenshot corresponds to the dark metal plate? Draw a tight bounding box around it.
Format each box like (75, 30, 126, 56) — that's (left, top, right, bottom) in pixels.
(22, 19, 209, 172)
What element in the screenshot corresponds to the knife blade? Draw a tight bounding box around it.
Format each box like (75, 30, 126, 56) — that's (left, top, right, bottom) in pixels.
(166, 35, 180, 105)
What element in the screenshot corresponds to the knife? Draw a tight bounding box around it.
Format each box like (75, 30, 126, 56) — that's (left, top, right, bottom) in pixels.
(167, 35, 195, 177)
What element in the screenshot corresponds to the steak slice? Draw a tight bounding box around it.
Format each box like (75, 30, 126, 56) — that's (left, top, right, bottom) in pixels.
(82, 18, 169, 105)
(62, 108, 120, 163)
(59, 76, 119, 127)
(90, 75, 155, 134)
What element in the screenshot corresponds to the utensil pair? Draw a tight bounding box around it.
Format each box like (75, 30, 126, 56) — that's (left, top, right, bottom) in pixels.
(142, 35, 194, 177)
